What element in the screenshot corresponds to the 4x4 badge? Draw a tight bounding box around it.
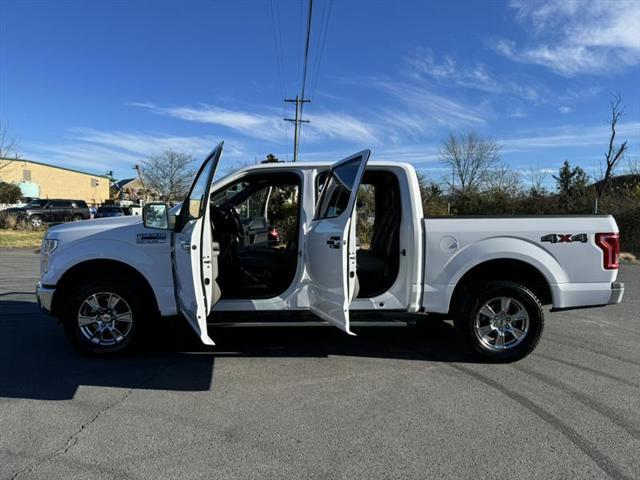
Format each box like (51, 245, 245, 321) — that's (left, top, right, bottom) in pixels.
(541, 233, 588, 244)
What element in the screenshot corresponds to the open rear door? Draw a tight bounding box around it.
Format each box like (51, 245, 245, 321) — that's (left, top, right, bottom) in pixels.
(172, 143, 223, 345)
(306, 150, 371, 334)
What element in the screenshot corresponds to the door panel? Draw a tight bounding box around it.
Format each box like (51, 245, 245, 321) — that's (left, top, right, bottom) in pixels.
(305, 150, 371, 334)
(173, 143, 223, 345)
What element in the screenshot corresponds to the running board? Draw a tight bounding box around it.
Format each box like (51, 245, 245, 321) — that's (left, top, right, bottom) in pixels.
(208, 320, 410, 328)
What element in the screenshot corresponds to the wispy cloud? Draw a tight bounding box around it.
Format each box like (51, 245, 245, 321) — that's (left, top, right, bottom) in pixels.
(130, 102, 378, 144)
(500, 121, 640, 151)
(494, 0, 640, 75)
(24, 128, 247, 177)
(310, 113, 379, 144)
(128, 103, 284, 142)
(405, 48, 542, 101)
(370, 78, 488, 130)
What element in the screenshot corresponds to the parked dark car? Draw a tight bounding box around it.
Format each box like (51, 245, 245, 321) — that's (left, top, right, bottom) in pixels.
(5, 199, 91, 228)
(95, 206, 125, 218)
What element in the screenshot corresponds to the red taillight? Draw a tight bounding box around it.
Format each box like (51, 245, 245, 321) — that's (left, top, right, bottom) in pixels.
(595, 232, 620, 270)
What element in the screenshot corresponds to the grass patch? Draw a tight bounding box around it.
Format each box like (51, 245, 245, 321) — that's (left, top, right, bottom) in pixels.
(0, 229, 45, 249)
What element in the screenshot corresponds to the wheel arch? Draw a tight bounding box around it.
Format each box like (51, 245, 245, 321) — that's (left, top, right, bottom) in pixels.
(449, 258, 553, 316)
(51, 259, 159, 317)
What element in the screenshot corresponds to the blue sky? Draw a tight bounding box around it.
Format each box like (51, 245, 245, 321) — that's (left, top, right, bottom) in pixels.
(1, 0, 639, 186)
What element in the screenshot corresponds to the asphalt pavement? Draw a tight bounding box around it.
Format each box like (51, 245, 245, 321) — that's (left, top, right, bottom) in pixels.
(1, 248, 639, 480)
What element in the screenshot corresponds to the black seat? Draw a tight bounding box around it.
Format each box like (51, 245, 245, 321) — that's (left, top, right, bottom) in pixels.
(356, 197, 400, 297)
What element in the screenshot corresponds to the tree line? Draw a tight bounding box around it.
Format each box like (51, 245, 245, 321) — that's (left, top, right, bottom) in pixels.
(418, 95, 638, 253)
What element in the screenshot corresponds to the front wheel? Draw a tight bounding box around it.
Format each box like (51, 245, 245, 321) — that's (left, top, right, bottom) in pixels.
(61, 279, 146, 355)
(30, 215, 43, 229)
(454, 281, 544, 362)
(71, 214, 83, 222)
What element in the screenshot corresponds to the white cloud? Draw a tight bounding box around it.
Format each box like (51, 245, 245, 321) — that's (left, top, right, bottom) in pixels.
(128, 103, 285, 142)
(405, 48, 543, 101)
(130, 102, 378, 144)
(558, 106, 572, 114)
(23, 129, 248, 178)
(372, 79, 488, 130)
(500, 121, 640, 151)
(495, 0, 640, 75)
(309, 113, 379, 144)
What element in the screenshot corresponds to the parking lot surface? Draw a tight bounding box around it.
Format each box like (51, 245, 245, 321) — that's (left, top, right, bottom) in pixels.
(1, 248, 639, 480)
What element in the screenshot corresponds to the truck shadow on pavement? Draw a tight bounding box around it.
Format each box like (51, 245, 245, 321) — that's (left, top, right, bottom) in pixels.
(1, 299, 478, 401)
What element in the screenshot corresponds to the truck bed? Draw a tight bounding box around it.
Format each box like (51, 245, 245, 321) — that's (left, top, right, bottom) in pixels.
(421, 215, 620, 313)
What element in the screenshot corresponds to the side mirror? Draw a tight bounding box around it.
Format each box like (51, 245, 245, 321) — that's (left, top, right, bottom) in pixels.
(143, 202, 169, 230)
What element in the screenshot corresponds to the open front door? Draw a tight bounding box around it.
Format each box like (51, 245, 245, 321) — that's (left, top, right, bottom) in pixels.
(172, 143, 223, 345)
(306, 150, 371, 334)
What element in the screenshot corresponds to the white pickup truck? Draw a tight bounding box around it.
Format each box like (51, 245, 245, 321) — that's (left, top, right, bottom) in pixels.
(36, 144, 624, 361)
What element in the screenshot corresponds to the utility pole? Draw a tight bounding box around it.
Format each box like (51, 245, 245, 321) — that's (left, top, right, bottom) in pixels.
(284, 95, 310, 162)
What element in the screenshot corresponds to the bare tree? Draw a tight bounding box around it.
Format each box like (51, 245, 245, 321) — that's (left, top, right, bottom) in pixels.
(441, 132, 500, 194)
(0, 122, 20, 178)
(140, 150, 195, 203)
(596, 94, 628, 200)
(483, 163, 521, 195)
(527, 166, 548, 194)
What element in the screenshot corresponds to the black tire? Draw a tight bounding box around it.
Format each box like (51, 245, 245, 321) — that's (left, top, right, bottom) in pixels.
(71, 214, 83, 222)
(454, 281, 544, 362)
(61, 277, 147, 356)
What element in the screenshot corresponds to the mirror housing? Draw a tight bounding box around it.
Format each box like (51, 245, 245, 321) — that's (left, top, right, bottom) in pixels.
(143, 202, 169, 230)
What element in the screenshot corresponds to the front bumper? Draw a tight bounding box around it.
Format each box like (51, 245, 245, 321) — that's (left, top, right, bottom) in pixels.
(36, 282, 55, 314)
(609, 282, 624, 305)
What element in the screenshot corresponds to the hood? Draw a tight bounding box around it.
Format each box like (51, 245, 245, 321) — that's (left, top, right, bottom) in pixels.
(46, 215, 143, 243)
(4, 207, 26, 213)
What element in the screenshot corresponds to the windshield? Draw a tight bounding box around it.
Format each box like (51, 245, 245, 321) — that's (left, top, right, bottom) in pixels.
(26, 200, 46, 208)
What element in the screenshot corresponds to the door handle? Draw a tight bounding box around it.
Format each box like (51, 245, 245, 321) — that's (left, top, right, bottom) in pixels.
(180, 241, 191, 251)
(327, 236, 341, 249)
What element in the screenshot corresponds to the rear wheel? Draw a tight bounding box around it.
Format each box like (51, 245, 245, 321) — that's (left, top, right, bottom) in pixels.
(61, 278, 147, 355)
(72, 214, 83, 222)
(454, 281, 544, 362)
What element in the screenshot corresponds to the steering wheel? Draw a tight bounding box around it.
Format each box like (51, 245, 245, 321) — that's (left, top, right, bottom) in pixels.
(210, 203, 244, 256)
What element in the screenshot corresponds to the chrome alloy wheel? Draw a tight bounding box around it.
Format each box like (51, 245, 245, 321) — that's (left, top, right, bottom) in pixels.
(77, 292, 133, 346)
(474, 296, 529, 351)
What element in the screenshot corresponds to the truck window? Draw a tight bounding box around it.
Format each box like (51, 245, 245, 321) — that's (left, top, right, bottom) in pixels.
(315, 159, 360, 220)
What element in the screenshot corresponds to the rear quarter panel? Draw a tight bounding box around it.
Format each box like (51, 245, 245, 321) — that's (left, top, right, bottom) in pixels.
(422, 216, 619, 313)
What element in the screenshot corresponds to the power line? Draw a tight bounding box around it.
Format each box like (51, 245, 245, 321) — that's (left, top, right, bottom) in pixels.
(285, 0, 314, 162)
(269, 0, 285, 96)
(269, 0, 289, 161)
(309, 0, 332, 101)
(300, 0, 314, 106)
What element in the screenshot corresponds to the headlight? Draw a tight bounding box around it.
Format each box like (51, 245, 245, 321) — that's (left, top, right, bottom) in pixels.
(41, 238, 58, 255)
(41, 238, 58, 273)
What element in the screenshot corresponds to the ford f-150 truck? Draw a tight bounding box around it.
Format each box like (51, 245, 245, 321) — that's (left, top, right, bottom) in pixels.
(36, 144, 624, 361)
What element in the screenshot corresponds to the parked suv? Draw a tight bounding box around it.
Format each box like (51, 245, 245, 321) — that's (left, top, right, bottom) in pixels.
(6, 199, 91, 228)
